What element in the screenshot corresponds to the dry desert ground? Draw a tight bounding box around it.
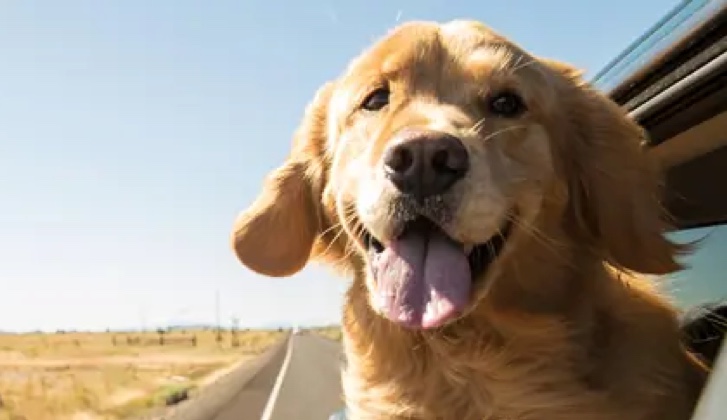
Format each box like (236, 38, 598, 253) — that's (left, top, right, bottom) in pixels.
(0, 326, 341, 420)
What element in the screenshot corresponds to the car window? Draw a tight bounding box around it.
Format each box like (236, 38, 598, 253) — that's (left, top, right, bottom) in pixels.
(668, 224, 727, 308)
(591, 0, 721, 92)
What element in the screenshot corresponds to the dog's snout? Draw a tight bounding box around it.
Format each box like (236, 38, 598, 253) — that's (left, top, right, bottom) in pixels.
(383, 131, 469, 199)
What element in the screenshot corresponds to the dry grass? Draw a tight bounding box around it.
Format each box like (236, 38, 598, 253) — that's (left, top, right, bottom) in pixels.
(0, 327, 340, 420)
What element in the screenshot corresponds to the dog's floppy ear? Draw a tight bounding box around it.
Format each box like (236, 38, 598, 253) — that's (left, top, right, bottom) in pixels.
(231, 83, 334, 277)
(545, 60, 689, 275)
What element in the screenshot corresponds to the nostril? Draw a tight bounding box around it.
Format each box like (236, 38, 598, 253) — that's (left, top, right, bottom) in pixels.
(384, 146, 414, 174)
(431, 144, 469, 176)
(431, 149, 449, 172)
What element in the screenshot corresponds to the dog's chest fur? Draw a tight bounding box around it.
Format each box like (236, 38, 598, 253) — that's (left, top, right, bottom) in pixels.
(340, 293, 700, 420)
(341, 335, 606, 419)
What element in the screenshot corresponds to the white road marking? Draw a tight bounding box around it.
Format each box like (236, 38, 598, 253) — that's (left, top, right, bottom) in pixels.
(260, 336, 294, 420)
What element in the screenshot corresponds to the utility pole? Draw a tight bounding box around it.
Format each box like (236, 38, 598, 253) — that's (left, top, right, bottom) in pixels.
(139, 304, 147, 333)
(231, 315, 240, 347)
(215, 290, 222, 343)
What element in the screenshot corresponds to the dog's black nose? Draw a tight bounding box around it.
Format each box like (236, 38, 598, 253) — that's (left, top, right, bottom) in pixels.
(383, 130, 469, 199)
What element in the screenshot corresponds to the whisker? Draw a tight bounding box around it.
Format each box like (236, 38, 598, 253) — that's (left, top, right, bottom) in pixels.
(318, 202, 360, 258)
(504, 213, 575, 269)
(470, 117, 487, 134)
(319, 221, 344, 238)
(481, 125, 527, 141)
(468, 124, 527, 143)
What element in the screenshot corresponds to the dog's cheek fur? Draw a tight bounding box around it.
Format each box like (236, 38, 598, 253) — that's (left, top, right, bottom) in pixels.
(545, 62, 689, 276)
(230, 82, 348, 276)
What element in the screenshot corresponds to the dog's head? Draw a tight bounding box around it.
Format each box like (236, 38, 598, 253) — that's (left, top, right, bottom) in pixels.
(231, 21, 685, 330)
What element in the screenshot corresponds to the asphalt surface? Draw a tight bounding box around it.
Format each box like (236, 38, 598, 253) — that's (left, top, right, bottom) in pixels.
(162, 334, 344, 420)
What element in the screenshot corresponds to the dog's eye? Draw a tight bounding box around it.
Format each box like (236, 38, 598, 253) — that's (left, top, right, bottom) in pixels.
(488, 91, 526, 117)
(361, 88, 390, 111)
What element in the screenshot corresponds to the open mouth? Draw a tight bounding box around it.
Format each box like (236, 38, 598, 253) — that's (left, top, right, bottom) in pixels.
(361, 216, 513, 329)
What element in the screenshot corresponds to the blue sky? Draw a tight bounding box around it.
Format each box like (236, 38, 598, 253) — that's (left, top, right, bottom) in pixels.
(1, 0, 725, 332)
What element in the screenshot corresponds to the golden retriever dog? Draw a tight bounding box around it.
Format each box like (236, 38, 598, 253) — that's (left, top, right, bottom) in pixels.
(231, 20, 709, 420)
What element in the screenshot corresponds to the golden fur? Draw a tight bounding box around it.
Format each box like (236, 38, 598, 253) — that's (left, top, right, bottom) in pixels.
(231, 20, 709, 420)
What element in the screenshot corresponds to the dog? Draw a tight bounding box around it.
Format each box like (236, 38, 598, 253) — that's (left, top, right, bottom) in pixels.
(231, 20, 710, 420)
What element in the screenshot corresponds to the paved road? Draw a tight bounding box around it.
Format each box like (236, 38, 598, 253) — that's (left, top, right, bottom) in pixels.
(163, 334, 344, 420)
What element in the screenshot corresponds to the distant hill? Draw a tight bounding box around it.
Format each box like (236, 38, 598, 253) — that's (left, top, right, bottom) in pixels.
(0, 322, 342, 335)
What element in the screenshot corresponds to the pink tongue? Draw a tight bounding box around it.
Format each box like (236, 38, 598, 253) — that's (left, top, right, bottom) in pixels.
(370, 228, 471, 329)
